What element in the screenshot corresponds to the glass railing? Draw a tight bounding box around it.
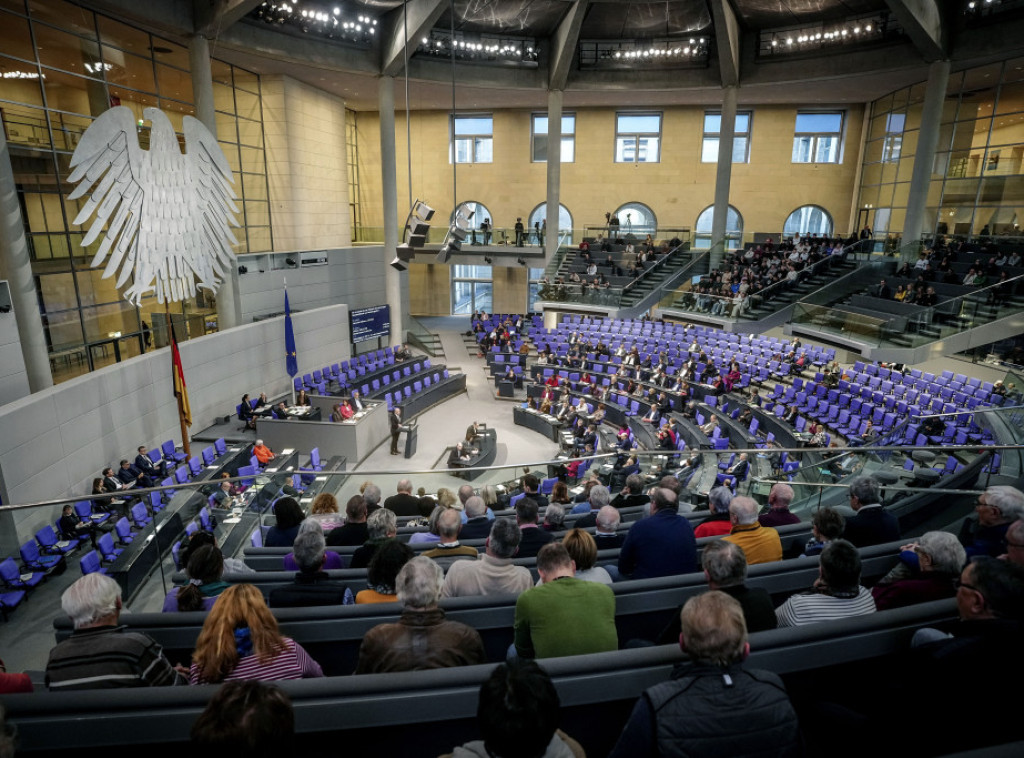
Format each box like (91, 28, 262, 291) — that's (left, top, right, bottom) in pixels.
(794, 270, 1024, 348)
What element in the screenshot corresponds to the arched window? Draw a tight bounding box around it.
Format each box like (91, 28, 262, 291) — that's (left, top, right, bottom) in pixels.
(448, 201, 493, 245)
(694, 205, 743, 250)
(528, 202, 572, 234)
(613, 202, 657, 235)
(783, 205, 833, 237)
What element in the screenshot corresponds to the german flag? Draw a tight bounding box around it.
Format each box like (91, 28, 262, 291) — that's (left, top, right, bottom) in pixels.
(171, 324, 192, 427)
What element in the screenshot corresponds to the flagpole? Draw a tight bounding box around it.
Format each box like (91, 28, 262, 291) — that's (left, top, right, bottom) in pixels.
(166, 304, 192, 457)
(285, 277, 295, 406)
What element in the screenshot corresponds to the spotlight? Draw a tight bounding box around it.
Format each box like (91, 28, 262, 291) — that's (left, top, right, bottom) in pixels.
(437, 202, 475, 263)
(285, 257, 297, 267)
(484, 256, 492, 264)
(238, 265, 248, 274)
(517, 257, 526, 266)
(393, 199, 435, 271)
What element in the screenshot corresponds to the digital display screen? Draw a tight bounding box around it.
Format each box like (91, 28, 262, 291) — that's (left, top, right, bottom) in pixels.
(350, 304, 391, 343)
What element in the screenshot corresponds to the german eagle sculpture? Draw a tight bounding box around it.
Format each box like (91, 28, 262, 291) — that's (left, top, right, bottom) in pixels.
(67, 106, 239, 305)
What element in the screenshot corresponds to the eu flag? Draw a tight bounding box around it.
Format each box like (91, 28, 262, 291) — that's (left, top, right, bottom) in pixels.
(284, 287, 298, 378)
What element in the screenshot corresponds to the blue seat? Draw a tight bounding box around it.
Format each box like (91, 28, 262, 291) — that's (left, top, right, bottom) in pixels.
(214, 438, 227, 456)
(202, 446, 216, 466)
(0, 556, 43, 591)
(188, 456, 202, 477)
(74, 500, 110, 526)
(130, 502, 152, 529)
(114, 517, 135, 545)
(97, 531, 123, 563)
(80, 550, 107, 575)
(161, 440, 187, 464)
(36, 525, 78, 556)
(19, 540, 61, 572)
(174, 466, 190, 485)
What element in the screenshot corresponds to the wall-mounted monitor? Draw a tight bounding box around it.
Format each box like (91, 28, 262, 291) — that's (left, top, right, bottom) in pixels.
(350, 304, 391, 343)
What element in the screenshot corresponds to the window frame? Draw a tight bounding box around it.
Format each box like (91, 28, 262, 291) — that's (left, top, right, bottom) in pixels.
(701, 110, 753, 163)
(450, 113, 493, 164)
(792, 110, 845, 164)
(615, 112, 662, 164)
(531, 113, 576, 163)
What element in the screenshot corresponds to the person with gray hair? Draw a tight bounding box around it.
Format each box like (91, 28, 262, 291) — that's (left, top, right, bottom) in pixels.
(45, 573, 187, 690)
(759, 483, 800, 528)
(1006, 519, 1024, 567)
(611, 473, 651, 510)
(657, 540, 777, 644)
(443, 518, 534, 598)
(460, 495, 493, 540)
(695, 486, 734, 538)
(574, 484, 612, 528)
(283, 519, 344, 571)
(383, 479, 422, 517)
(422, 508, 479, 564)
(843, 474, 901, 547)
(594, 505, 625, 549)
(355, 557, 485, 674)
(723, 496, 783, 565)
(960, 485, 1024, 558)
(350, 507, 398, 569)
(270, 527, 352, 608)
(872, 530, 967, 611)
(362, 483, 382, 514)
(542, 503, 566, 532)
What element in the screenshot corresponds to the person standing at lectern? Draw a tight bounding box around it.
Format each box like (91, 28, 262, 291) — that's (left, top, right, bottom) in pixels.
(390, 407, 403, 456)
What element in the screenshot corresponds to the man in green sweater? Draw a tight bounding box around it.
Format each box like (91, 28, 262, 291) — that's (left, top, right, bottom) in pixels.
(513, 542, 617, 659)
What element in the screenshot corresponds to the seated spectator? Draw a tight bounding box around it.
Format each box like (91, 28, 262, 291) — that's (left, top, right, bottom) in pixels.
(252, 439, 275, 465)
(958, 485, 1024, 558)
(189, 584, 323, 684)
(619, 488, 698, 579)
(307, 492, 343, 532)
(723, 496, 783, 565)
(803, 506, 845, 557)
(694, 486, 734, 538)
(421, 509, 479, 564)
(775, 539, 876, 626)
(610, 592, 800, 758)
(210, 479, 234, 508)
(447, 660, 585, 758)
(542, 503, 566, 533)
(842, 475, 900, 547)
(355, 557, 486, 675)
(270, 529, 351, 608)
(163, 546, 228, 612)
(758, 483, 800, 528)
(264, 497, 304, 548)
(283, 519, 343, 571)
(134, 445, 163, 481)
(408, 506, 444, 545)
(118, 459, 152, 489)
(325, 495, 369, 547)
(444, 519, 533, 598)
(46, 574, 187, 689)
(871, 531, 966, 611)
(516, 498, 554, 558)
(355, 539, 414, 604)
(57, 503, 99, 549)
(562, 528, 612, 585)
(190, 680, 294, 758)
(514, 543, 617, 659)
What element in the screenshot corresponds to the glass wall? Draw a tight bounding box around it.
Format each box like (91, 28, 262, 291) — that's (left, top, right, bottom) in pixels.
(860, 58, 1024, 239)
(0, 0, 271, 383)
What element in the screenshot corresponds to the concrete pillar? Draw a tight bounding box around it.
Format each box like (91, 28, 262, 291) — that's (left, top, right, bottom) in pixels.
(190, 34, 241, 330)
(545, 90, 563, 263)
(379, 76, 403, 340)
(902, 59, 951, 260)
(0, 128, 53, 392)
(710, 86, 738, 270)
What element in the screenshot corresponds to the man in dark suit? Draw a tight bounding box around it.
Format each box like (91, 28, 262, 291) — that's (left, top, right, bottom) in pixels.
(593, 506, 625, 550)
(515, 498, 553, 558)
(389, 406, 402, 455)
(876, 278, 892, 299)
(843, 474, 900, 547)
(135, 446, 163, 480)
(326, 497, 369, 547)
(460, 496, 493, 540)
(520, 474, 549, 509)
(716, 452, 749, 487)
(269, 531, 349, 608)
(618, 488, 698, 579)
(383, 479, 421, 517)
(117, 459, 153, 489)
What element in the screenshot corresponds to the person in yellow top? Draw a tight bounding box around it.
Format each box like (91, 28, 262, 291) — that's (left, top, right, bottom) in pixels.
(722, 496, 783, 565)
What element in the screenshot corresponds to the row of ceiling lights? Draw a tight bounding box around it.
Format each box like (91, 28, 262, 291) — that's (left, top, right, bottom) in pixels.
(252, 2, 377, 41)
(613, 37, 707, 61)
(417, 32, 539, 63)
(769, 21, 880, 48)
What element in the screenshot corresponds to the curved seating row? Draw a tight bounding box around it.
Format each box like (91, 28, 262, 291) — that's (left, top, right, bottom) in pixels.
(31, 596, 957, 757)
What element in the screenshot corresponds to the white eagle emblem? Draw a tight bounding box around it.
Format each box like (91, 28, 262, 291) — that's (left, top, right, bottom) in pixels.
(67, 106, 239, 305)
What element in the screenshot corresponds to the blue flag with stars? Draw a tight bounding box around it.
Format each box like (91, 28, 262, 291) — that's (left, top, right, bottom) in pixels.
(284, 286, 298, 378)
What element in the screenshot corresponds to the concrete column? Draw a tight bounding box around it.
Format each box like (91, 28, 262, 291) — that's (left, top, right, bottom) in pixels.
(710, 85, 738, 270)
(190, 34, 241, 330)
(545, 90, 563, 263)
(0, 128, 52, 392)
(902, 59, 951, 260)
(379, 76, 403, 340)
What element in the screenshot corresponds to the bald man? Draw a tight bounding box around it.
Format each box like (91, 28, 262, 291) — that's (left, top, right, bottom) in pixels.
(759, 483, 800, 528)
(383, 479, 422, 517)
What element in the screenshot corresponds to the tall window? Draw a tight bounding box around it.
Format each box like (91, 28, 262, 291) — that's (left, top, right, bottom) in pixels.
(792, 112, 844, 163)
(451, 115, 492, 163)
(613, 202, 657, 235)
(451, 265, 492, 315)
(532, 114, 575, 162)
(695, 205, 743, 250)
(882, 113, 905, 163)
(615, 113, 661, 163)
(783, 205, 834, 237)
(528, 202, 573, 234)
(702, 111, 752, 163)
(450, 201, 493, 244)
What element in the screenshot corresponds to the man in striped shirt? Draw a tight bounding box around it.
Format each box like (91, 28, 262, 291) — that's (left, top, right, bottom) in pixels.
(45, 573, 187, 690)
(775, 539, 876, 627)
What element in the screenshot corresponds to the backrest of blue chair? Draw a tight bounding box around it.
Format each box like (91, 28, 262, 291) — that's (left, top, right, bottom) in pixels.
(148, 448, 162, 465)
(311, 448, 321, 467)
(131, 502, 147, 522)
(35, 526, 55, 547)
(175, 466, 189, 484)
(74, 501, 91, 519)
(81, 551, 100, 574)
(250, 529, 263, 548)
(238, 466, 257, 487)
(189, 457, 201, 476)
(98, 531, 114, 555)
(215, 438, 226, 455)
(0, 557, 17, 581)
(115, 517, 131, 539)
(202, 447, 215, 465)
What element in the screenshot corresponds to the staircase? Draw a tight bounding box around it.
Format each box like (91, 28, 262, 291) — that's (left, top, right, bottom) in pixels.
(740, 258, 856, 320)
